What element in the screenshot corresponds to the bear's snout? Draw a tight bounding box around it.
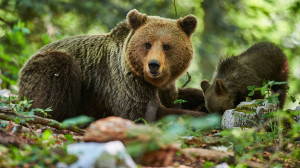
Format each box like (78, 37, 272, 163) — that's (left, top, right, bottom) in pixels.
(148, 59, 160, 77)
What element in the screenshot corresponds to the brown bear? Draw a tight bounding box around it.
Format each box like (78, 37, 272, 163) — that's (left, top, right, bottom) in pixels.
(200, 42, 289, 114)
(18, 9, 207, 122)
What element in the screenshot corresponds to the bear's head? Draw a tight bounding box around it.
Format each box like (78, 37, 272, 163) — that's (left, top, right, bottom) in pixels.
(125, 9, 197, 87)
(201, 79, 235, 114)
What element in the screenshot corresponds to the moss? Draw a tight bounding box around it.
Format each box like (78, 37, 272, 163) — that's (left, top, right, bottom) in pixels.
(235, 104, 257, 114)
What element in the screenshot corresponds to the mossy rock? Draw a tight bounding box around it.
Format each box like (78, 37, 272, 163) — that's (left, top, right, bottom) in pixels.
(221, 100, 278, 129)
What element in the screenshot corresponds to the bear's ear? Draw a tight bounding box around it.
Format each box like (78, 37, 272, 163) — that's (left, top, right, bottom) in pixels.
(177, 15, 197, 37)
(215, 78, 227, 95)
(127, 9, 147, 30)
(201, 80, 210, 93)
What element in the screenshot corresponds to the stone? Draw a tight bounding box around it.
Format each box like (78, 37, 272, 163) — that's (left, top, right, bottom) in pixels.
(83, 116, 136, 143)
(221, 100, 278, 129)
(65, 141, 137, 168)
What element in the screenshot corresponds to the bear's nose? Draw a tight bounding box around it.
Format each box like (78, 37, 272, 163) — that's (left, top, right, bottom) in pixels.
(148, 59, 160, 71)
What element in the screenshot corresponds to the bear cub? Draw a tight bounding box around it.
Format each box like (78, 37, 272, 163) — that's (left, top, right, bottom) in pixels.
(19, 9, 207, 122)
(201, 42, 289, 114)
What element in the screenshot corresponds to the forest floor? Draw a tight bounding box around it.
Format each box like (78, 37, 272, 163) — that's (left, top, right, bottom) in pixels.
(0, 89, 299, 168)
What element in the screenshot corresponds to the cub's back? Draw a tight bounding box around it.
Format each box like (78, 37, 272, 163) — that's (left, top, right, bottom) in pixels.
(237, 42, 287, 80)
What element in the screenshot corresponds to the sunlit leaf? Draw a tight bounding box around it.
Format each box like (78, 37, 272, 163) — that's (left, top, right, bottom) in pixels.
(261, 85, 268, 96)
(42, 129, 52, 141)
(64, 134, 74, 142)
(61, 115, 94, 128)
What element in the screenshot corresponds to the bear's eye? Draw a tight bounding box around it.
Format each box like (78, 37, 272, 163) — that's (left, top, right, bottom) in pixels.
(163, 44, 170, 51)
(145, 43, 152, 50)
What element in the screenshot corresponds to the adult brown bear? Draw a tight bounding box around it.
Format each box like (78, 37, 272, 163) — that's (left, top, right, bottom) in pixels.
(19, 9, 207, 121)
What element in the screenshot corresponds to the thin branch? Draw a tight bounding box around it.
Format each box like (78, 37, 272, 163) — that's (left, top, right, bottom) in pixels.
(0, 109, 85, 134)
(173, 0, 178, 17)
(181, 72, 191, 88)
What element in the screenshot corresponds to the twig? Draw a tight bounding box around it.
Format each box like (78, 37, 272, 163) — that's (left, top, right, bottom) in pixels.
(0, 109, 85, 134)
(182, 147, 234, 163)
(173, 0, 178, 17)
(25, 122, 38, 136)
(181, 72, 191, 88)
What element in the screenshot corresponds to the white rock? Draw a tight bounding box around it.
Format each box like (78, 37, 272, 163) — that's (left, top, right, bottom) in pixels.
(65, 141, 137, 168)
(0, 89, 12, 97)
(215, 162, 230, 168)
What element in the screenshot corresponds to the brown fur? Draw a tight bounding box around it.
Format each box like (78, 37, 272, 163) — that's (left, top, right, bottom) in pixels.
(178, 88, 208, 112)
(19, 9, 206, 121)
(201, 42, 289, 114)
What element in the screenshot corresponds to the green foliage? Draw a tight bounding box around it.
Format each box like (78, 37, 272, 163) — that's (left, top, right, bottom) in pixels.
(0, 21, 36, 90)
(220, 107, 300, 167)
(126, 114, 221, 157)
(173, 99, 188, 105)
(223, 81, 300, 166)
(60, 115, 94, 128)
(0, 129, 78, 167)
(174, 99, 188, 108)
(247, 80, 287, 105)
(134, 118, 148, 125)
(203, 161, 216, 168)
(0, 96, 53, 123)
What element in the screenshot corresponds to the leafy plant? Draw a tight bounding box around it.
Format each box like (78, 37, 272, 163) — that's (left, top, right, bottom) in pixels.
(219, 81, 300, 167)
(0, 129, 78, 167)
(174, 99, 188, 108)
(0, 21, 34, 90)
(247, 80, 287, 105)
(126, 114, 221, 157)
(60, 115, 94, 128)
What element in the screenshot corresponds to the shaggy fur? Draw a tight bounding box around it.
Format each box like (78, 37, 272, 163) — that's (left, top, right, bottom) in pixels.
(201, 42, 289, 114)
(19, 9, 206, 121)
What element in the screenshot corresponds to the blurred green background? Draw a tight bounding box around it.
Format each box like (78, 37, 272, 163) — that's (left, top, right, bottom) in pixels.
(0, 0, 299, 109)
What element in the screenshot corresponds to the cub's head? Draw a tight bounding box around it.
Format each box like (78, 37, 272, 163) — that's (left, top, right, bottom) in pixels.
(125, 9, 197, 87)
(201, 79, 235, 114)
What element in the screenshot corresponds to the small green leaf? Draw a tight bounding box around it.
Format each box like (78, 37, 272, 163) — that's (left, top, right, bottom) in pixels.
(267, 93, 279, 105)
(64, 134, 74, 142)
(61, 115, 94, 128)
(134, 118, 148, 124)
(290, 95, 296, 103)
(267, 80, 275, 86)
(261, 85, 268, 96)
(246, 97, 252, 102)
(248, 90, 255, 96)
(42, 129, 52, 140)
(174, 99, 188, 105)
(247, 85, 255, 90)
(273, 81, 287, 85)
(254, 100, 264, 105)
(14, 118, 21, 124)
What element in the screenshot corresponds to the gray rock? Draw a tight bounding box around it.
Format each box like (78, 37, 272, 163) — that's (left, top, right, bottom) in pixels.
(221, 100, 278, 129)
(294, 106, 300, 123)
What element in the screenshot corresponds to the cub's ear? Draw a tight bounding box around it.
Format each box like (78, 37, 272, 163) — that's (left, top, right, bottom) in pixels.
(177, 15, 197, 37)
(201, 80, 210, 93)
(215, 78, 227, 95)
(127, 9, 147, 30)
